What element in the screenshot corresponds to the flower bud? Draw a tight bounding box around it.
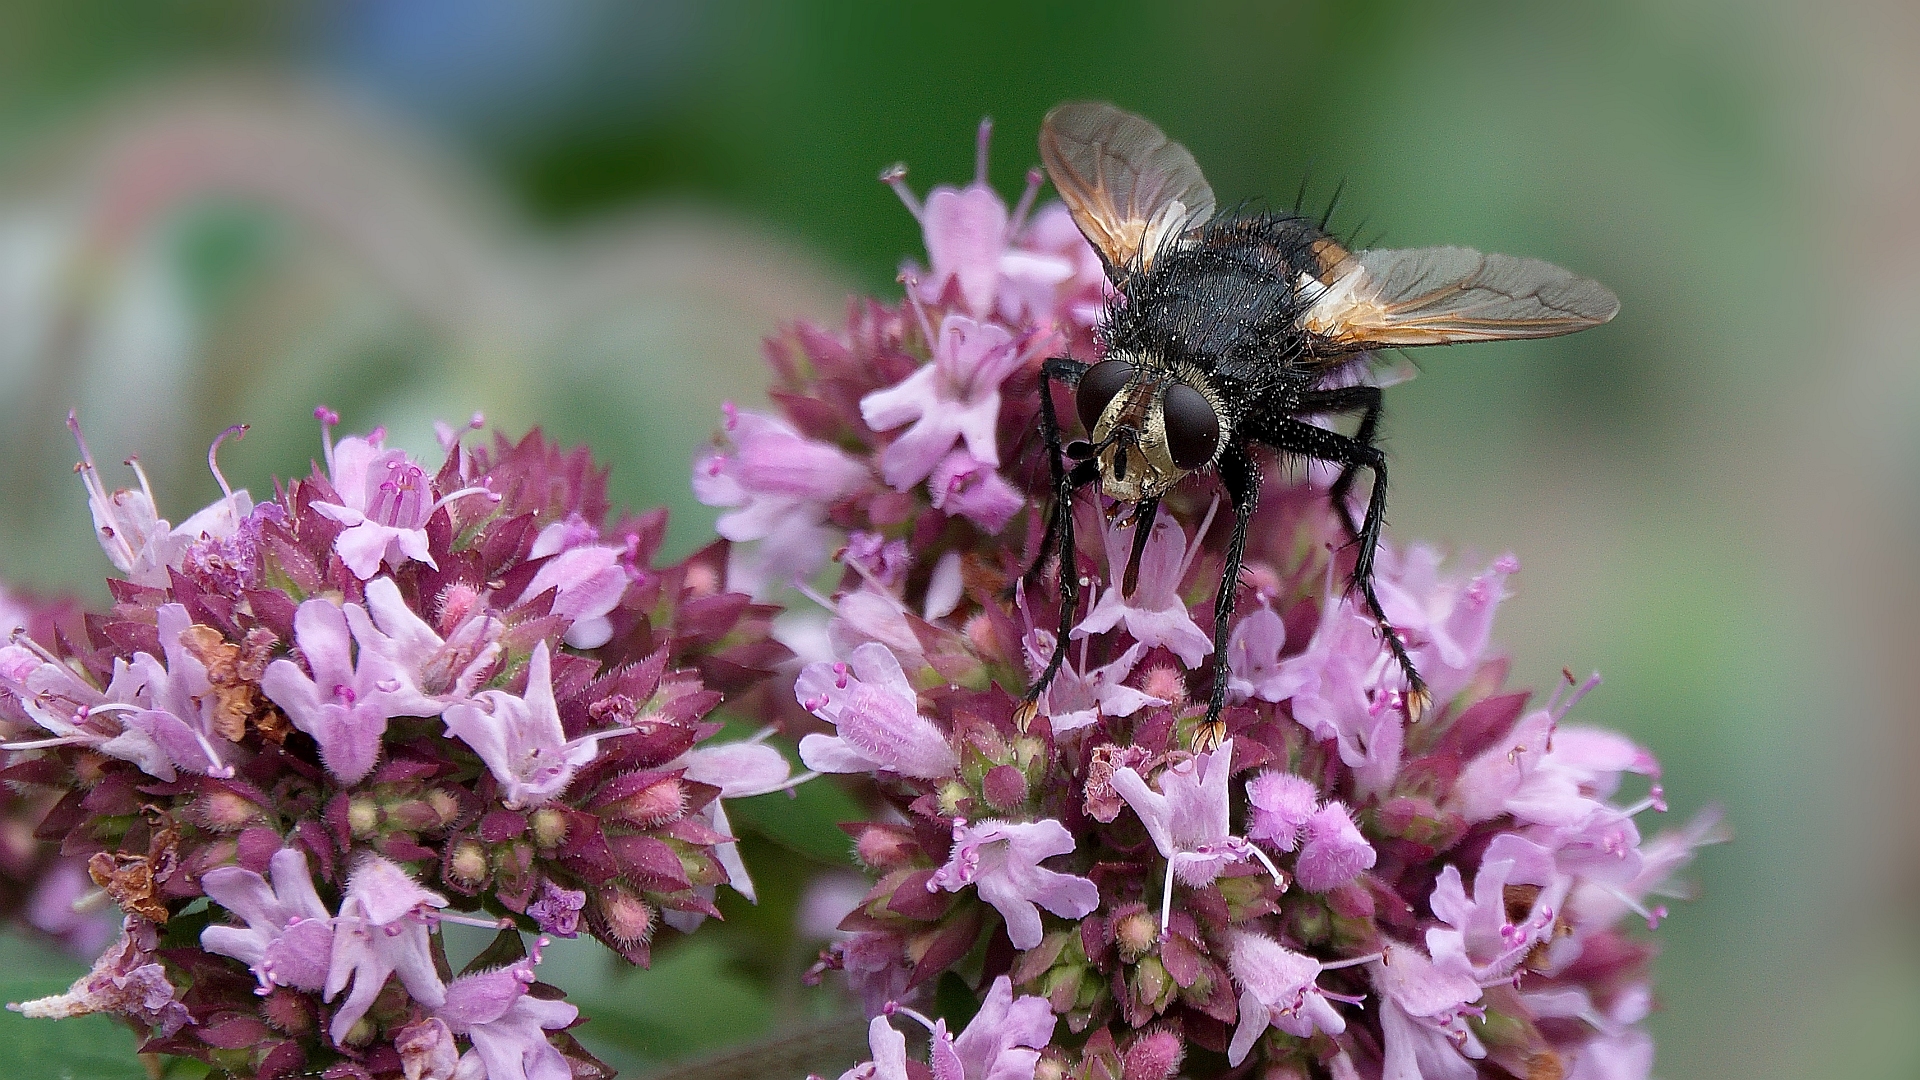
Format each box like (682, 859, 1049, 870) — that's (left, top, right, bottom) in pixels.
(1115, 908, 1158, 963)
(982, 764, 1027, 810)
(854, 824, 919, 870)
(530, 807, 570, 848)
(195, 790, 261, 832)
(446, 840, 490, 889)
(601, 773, 687, 828)
(1130, 955, 1175, 1016)
(936, 779, 973, 818)
(347, 797, 379, 838)
(1121, 1029, 1184, 1080)
(596, 887, 656, 948)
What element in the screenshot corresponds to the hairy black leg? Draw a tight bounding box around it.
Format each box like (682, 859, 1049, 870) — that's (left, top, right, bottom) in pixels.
(1021, 356, 1097, 718)
(1121, 495, 1161, 597)
(1024, 459, 1100, 717)
(1240, 412, 1429, 717)
(1198, 446, 1261, 750)
(1021, 357, 1092, 590)
(1298, 383, 1383, 543)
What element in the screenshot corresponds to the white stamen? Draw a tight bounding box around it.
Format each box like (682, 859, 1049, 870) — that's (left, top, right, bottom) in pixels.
(427, 485, 499, 517)
(1176, 491, 1224, 583)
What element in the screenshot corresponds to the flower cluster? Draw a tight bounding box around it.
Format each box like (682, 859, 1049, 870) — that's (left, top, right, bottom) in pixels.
(703, 125, 1724, 1079)
(2, 411, 797, 1078)
(0, 582, 118, 958)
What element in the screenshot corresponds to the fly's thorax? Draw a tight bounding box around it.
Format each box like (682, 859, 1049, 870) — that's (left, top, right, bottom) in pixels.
(1083, 352, 1230, 502)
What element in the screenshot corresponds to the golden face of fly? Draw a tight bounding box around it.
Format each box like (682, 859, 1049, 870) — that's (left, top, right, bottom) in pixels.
(1076, 353, 1226, 502)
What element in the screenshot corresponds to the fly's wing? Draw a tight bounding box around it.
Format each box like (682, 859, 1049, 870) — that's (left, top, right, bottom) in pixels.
(1300, 245, 1619, 351)
(1039, 101, 1216, 276)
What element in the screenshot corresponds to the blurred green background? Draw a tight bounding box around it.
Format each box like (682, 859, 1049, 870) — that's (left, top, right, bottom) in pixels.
(1, 1, 1915, 1077)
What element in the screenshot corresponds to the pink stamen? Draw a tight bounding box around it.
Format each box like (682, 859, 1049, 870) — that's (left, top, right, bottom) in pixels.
(901, 273, 938, 348)
(974, 117, 993, 185)
(207, 423, 248, 500)
(1009, 167, 1043, 236)
(880, 163, 921, 220)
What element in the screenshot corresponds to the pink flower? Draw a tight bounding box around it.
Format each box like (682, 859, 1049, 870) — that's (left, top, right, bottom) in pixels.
(694, 407, 870, 597)
(660, 736, 808, 933)
(1266, 585, 1406, 799)
(1109, 739, 1282, 931)
(1022, 634, 1165, 734)
(1225, 604, 1289, 703)
(199, 848, 335, 994)
(1375, 547, 1518, 705)
(1427, 834, 1566, 983)
(3, 605, 241, 781)
(1245, 771, 1318, 851)
(442, 642, 634, 809)
(927, 449, 1024, 534)
(312, 426, 441, 578)
(311, 414, 496, 580)
(1369, 941, 1487, 1080)
(261, 595, 442, 784)
(939, 974, 1057, 1080)
(514, 517, 633, 649)
(795, 643, 957, 779)
(526, 882, 586, 939)
(325, 855, 449, 1043)
(860, 312, 1026, 490)
(1226, 931, 1350, 1066)
(1073, 505, 1214, 668)
(927, 818, 1100, 950)
(1294, 802, 1377, 893)
(838, 1014, 912, 1080)
(837, 974, 1055, 1080)
(886, 119, 1089, 327)
(69, 412, 253, 587)
(430, 941, 578, 1080)
(350, 577, 502, 700)
(1448, 674, 1659, 829)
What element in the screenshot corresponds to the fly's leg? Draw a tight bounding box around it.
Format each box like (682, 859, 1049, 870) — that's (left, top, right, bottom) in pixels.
(1021, 356, 1098, 723)
(1021, 357, 1091, 591)
(1298, 383, 1383, 544)
(1241, 411, 1429, 718)
(1196, 446, 1261, 750)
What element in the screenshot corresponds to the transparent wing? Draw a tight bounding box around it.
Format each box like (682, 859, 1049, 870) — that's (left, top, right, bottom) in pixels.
(1302, 245, 1619, 349)
(1038, 101, 1216, 275)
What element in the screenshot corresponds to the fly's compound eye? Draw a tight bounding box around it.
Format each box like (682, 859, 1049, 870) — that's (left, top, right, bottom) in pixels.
(1075, 359, 1136, 434)
(1162, 383, 1220, 469)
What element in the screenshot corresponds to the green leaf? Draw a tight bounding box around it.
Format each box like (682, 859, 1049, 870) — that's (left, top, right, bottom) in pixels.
(541, 937, 773, 1068)
(726, 777, 863, 867)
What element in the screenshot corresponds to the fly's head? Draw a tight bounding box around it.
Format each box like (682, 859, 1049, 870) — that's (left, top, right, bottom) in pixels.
(1072, 353, 1228, 502)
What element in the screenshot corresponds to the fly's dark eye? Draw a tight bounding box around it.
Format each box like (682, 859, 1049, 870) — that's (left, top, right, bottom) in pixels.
(1163, 383, 1219, 469)
(1075, 359, 1135, 434)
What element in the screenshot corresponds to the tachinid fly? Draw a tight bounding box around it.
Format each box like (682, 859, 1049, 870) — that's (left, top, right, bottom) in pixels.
(1023, 101, 1619, 748)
